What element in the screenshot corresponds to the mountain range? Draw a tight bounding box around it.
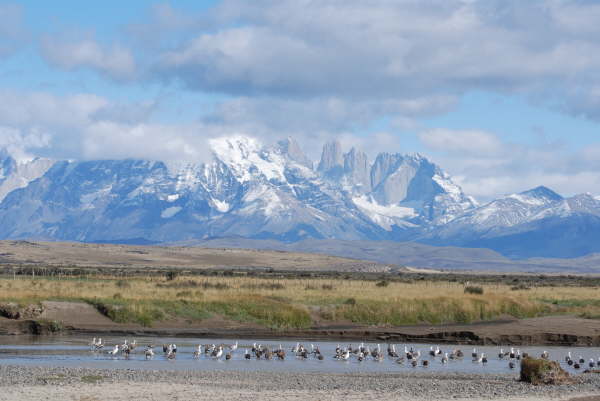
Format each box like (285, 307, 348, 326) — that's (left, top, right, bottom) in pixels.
(1, 135, 599, 259)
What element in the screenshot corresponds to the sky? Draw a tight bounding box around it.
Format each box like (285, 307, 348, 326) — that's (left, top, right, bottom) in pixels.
(1, 0, 600, 201)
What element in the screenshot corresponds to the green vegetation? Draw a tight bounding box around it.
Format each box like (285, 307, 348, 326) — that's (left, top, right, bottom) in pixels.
(80, 375, 104, 384)
(1, 272, 600, 329)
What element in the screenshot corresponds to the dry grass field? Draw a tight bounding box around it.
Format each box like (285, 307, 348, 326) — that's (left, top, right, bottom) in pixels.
(1, 274, 599, 329)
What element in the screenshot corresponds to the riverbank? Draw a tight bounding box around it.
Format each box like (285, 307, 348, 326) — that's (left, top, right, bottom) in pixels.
(0, 365, 598, 401)
(2, 313, 600, 346)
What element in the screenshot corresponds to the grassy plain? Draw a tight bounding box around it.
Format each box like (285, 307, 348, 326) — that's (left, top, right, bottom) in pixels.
(1, 273, 599, 329)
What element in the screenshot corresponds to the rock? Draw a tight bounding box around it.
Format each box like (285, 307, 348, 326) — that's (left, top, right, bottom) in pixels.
(520, 357, 573, 385)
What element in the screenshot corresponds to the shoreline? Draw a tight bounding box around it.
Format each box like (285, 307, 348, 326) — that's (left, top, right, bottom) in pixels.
(0, 364, 599, 401)
(2, 314, 600, 346)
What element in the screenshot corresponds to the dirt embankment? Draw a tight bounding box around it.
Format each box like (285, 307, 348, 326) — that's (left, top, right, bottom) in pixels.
(1, 301, 598, 346)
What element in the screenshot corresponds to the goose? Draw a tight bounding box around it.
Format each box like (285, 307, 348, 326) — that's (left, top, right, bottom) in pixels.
(388, 345, 398, 358)
(230, 341, 238, 352)
(579, 356, 585, 364)
(441, 353, 449, 364)
(574, 362, 581, 369)
(317, 354, 324, 361)
(172, 344, 177, 354)
(435, 346, 442, 356)
(429, 346, 436, 357)
(422, 360, 429, 367)
(411, 359, 418, 367)
(167, 349, 176, 360)
(472, 348, 478, 359)
(498, 348, 505, 359)
(589, 358, 596, 368)
(244, 349, 251, 359)
(357, 352, 364, 362)
(541, 350, 549, 360)
(193, 345, 202, 358)
(509, 347, 515, 359)
(455, 349, 464, 358)
(515, 349, 521, 361)
(481, 353, 488, 364)
(291, 342, 299, 353)
(162, 344, 168, 354)
(508, 361, 516, 369)
(341, 349, 351, 360)
(395, 356, 405, 364)
(225, 352, 232, 360)
(276, 350, 286, 360)
(145, 346, 154, 359)
(567, 358, 574, 366)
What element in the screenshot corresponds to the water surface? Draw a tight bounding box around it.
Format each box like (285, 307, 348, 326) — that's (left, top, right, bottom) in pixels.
(1, 335, 598, 375)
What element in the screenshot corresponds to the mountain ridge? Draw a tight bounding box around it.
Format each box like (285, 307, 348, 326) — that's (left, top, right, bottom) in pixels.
(0, 135, 598, 260)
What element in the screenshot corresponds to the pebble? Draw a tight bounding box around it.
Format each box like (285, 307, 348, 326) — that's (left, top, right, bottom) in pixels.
(0, 365, 599, 399)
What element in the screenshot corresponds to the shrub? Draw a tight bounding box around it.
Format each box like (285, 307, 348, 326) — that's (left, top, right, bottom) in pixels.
(321, 284, 334, 291)
(511, 284, 531, 291)
(520, 358, 572, 385)
(376, 280, 390, 287)
(464, 286, 484, 295)
(344, 297, 357, 305)
(116, 280, 130, 288)
(165, 271, 179, 281)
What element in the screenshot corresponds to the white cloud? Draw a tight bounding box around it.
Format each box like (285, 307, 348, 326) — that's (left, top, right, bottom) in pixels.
(418, 129, 504, 156)
(0, 126, 50, 162)
(419, 127, 600, 199)
(140, 0, 600, 119)
(40, 36, 136, 80)
(0, 4, 25, 58)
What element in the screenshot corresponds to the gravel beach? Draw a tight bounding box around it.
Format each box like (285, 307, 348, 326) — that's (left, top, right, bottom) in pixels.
(0, 365, 599, 401)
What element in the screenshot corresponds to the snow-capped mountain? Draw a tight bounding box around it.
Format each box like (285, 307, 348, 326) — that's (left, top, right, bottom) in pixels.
(422, 186, 600, 258)
(0, 149, 54, 202)
(0, 135, 598, 259)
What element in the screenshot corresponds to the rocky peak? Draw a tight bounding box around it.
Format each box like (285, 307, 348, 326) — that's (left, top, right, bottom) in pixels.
(317, 140, 343, 175)
(343, 147, 370, 192)
(519, 186, 563, 203)
(276, 137, 313, 169)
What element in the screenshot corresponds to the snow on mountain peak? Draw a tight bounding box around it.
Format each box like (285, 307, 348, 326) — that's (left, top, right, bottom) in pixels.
(209, 135, 286, 183)
(517, 186, 563, 203)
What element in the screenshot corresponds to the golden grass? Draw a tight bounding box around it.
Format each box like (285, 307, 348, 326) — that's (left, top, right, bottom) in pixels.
(0, 275, 598, 328)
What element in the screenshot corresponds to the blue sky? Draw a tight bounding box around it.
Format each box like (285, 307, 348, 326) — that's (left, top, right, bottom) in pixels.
(1, 0, 600, 200)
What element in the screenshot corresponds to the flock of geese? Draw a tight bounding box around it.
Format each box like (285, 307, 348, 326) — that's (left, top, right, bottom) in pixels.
(89, 338, 599, 371)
